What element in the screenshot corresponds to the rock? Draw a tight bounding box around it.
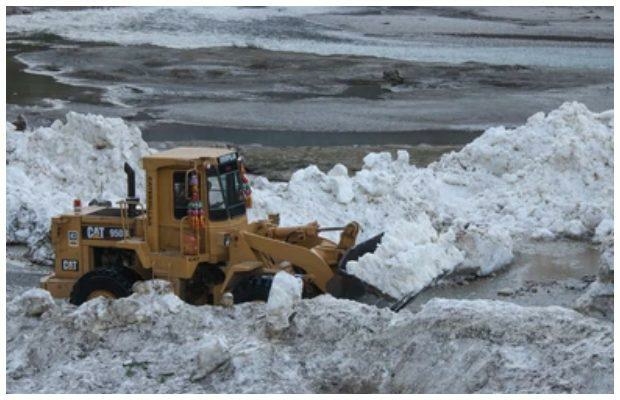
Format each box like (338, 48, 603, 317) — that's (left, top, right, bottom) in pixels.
(574, 282, 614, 320)
(497, 287, 514, 297)
(6, 6, 34, 15)
(266, 271, 303, 331)
(190, 335, 230, 381)
(597, 237, 613, 283)
(382, 69, 404, 85)
(12, 114, 27, 131)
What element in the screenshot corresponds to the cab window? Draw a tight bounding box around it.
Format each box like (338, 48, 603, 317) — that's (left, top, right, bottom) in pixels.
(173, 171, 188, 219)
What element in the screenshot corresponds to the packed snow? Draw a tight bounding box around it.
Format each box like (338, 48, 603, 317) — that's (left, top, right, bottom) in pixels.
(6, 112, 152, 263)
(6, 281, 613, 393)
(5, 102, 613, 300)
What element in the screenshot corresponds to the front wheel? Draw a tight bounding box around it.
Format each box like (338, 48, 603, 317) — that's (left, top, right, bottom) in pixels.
(69, 267, 138, 305)
(232, 275, 273, 304)
(231, 274, 320, 304)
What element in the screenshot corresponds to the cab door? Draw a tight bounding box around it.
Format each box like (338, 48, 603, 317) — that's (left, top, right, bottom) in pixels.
(157, 169, 192, 252)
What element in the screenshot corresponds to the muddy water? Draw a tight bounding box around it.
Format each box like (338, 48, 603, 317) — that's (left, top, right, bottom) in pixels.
(143, 122, 480, 147)
(7, 45, 103, 107)
(406, 240, 601, 311)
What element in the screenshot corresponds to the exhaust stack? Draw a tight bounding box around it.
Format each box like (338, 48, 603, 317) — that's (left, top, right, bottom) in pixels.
(124, 162, 139, 216)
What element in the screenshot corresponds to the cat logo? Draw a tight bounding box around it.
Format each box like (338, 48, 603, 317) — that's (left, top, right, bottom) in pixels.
(86, 226, 106, 239)
(82, 226, 129, 240)
(61, 259, 79, 272)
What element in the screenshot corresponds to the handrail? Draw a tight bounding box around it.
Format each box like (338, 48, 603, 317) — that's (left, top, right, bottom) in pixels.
(117, 199, 147, 240)
(117, 200, 129, 239)
(179, 216, 202, 255)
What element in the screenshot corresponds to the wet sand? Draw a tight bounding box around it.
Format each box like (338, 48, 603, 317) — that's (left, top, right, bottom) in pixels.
(6, 6, 613, 175)
(8, 42, 612, 134)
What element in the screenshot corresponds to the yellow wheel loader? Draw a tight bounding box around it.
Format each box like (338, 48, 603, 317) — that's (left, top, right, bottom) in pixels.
(41, 147, 391, 307)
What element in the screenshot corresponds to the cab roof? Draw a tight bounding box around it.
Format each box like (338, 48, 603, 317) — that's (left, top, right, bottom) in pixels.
(143, 147, 235, 161)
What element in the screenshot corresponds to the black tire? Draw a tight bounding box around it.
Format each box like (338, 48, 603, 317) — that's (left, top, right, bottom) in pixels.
(231, 274, 319, 304)
(232, 275, 273, 304)
(69, 267, 138, 305)
(115, 266, 143, 286)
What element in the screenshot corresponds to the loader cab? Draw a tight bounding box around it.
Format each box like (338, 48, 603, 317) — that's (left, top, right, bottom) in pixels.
(142, 147, 249, 261)
(204, 153, 247, 221)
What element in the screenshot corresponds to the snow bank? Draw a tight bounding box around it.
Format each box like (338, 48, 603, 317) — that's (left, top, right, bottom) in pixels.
(249, 102, 613, 298)
(434, 103, 614, 239)
(6, 112, 152, 263)
(6, 289, 613, 393)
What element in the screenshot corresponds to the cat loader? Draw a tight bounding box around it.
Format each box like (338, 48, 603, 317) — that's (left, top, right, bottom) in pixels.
(40, 147, 392, 307)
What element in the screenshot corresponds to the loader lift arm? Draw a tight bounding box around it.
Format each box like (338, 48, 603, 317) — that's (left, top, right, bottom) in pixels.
(240, 230, 338, 292)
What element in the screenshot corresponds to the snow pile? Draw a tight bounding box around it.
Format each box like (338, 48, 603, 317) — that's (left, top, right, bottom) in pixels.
(7, 288, 613, 393)
(265, 271, 303, 331)
(6, 112, 152, 263)
(4, 103, 613, 299)
(433, 103, 614, 239)
(249, 102, 613, 298)
(347, 214, 464, 298)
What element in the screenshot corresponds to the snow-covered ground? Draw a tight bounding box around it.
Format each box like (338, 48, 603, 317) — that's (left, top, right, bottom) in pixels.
(6, 281, 613, 393)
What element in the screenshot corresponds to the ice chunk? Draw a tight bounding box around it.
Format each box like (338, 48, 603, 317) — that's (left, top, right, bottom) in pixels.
(451, 223, 514, 275)
(266, 271, 303, 331)
(8, 288, 56, 317)
(327, 164, 354, 204)
(594, 219, 614, 242)
(69, 279, 184, 332)
(191, 335, 230, 381)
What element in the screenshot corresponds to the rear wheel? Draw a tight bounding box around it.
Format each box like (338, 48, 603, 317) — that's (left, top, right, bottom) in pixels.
(70, 267, 138, 305)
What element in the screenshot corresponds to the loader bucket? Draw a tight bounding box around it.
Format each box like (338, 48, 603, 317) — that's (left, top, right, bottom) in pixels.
(325, 233, 393, 305)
